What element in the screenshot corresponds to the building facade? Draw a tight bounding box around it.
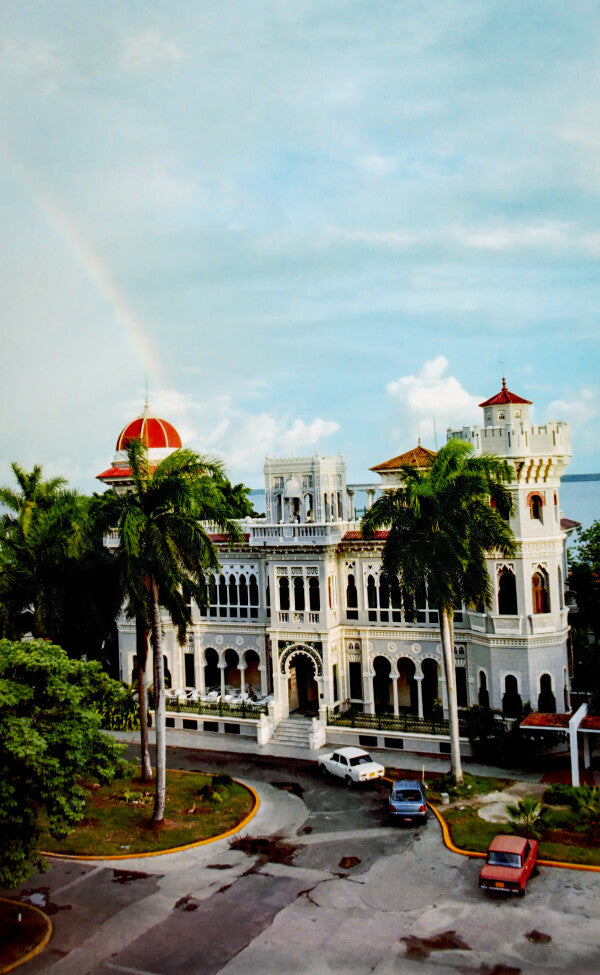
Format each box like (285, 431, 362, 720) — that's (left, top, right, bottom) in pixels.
(100, 382, 574, 747)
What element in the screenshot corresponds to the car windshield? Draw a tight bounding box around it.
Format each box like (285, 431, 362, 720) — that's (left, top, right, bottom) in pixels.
(349, 755, 372, 766)
(487, 851, 522, 868)
(393, 790, 421, 801)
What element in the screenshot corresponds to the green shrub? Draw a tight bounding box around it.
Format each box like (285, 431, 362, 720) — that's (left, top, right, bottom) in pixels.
(506, 796, 543, 839)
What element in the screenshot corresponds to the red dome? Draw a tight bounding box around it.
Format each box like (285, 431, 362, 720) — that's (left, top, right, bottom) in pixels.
(116, 404, 182, 451)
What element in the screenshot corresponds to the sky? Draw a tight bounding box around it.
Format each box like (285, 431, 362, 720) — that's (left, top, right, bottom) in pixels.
(1, 1, 599, 493)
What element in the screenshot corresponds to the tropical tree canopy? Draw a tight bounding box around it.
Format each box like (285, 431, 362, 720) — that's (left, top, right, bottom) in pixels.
(97, 440, 241, 823)
(0, 463, 122, 663)
(361, 438, 516, 784)
(362, 439, 516, 614)
(0, 639, 130, 888)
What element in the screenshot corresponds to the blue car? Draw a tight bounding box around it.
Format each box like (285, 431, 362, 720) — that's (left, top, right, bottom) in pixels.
(389, 780, 428, 824)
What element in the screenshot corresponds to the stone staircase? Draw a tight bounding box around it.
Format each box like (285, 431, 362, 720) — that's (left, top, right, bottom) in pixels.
(270, 716, 314, 748)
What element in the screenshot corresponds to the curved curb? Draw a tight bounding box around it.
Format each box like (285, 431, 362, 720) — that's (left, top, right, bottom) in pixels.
(0, 897, 52, 974)
(41, 776, 259, 862)
(428, 802, 600, 873)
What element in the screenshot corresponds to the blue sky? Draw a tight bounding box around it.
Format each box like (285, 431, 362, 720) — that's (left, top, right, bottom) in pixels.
(1, 1, 599, 492)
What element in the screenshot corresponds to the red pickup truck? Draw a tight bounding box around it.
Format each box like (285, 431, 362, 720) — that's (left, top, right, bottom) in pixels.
(479, 835, 538, 896)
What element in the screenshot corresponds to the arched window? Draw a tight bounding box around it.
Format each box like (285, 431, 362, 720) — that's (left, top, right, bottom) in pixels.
(249, 574, 259, 619)
(228, 574, 238, 617)
(293, 575, 305, 611)
(538, 673, 556, 713)
(309, 576, 320, 612)
(379, 576, 390, 622)
(367, 574, 377, 622)
(532, 570, 550, 614)
(209, 575, 217, 617)
(390, 576, 402, 622)
(279, 576, 290, 611)
(498, 569, 517, 615)
(346, 574, 358, 619)
(528, 494, 544, 521)
(478, 671, 489, 709)
(238, 574, 248, 618)
(558, 567, 564, 610)
(218, 574, 227, 617)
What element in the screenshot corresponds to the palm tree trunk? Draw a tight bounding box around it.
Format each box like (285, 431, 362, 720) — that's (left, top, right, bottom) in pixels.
(135, 615, 153, 782)
(150, 579, 166, 824)
(440, 605, 463, 785)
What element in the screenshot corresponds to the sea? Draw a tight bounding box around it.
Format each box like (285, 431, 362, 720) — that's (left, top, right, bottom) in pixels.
(250, 477, 600, 546)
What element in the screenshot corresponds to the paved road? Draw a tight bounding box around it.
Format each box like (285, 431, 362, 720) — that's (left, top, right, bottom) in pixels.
(6, 745, 600, 975)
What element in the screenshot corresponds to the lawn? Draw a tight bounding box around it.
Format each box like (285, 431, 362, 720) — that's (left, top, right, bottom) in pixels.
(437, 795, 600, 867)
(41, 769, 255, 857)
(0, 898, 50, 972)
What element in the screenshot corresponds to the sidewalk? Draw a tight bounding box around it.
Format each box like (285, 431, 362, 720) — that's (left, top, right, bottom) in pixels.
(112, 727, 546, 783)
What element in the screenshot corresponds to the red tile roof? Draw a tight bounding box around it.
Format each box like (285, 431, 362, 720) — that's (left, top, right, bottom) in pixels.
(97, 465, 156, 480)
(370, 444, 436, 473)
(561, 517, 581, 532)
(521, 712, 600, 733)
(116, 409, 182, 451)
(209, 534, 250, 543)
(479, 378, 532, 408)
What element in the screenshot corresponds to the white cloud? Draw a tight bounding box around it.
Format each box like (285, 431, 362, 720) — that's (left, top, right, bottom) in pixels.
(386, 357, 481, 444)
(119, 30, 183, 73)
(360, 155, 396, 176)
(125, 388, 340, 482)
(548, 388, 599, 456)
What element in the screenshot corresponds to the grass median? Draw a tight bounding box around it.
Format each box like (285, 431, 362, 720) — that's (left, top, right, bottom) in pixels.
(41, 769, 255, 857)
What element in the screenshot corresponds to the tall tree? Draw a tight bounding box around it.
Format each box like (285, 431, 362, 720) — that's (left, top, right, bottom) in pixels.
(361, 439, 515, 784)
(100, 440, 238, 823)
(0, 464, 121, 662)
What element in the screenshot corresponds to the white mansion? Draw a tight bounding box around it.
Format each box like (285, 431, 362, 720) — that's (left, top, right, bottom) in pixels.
(99, 381, 575, 754)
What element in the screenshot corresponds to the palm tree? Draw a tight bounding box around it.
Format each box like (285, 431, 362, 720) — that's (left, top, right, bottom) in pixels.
(361, 438, 515, 784)
(100, 439, 238, 823)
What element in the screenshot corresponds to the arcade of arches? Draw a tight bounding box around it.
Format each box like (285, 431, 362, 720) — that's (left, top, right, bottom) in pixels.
(372, 655, 440, 718)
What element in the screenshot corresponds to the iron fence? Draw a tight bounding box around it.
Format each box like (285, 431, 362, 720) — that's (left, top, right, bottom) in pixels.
(326, 706, 472, 738)
(166, 698, 268, 720)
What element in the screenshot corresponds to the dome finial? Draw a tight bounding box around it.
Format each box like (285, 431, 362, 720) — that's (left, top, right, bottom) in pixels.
(501, 377, 507, 390)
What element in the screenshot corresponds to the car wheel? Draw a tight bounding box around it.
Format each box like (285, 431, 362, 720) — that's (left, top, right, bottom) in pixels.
(344, 775, 353, 787)
(518, 887, 526, 898)
(319, 764, 328, 777)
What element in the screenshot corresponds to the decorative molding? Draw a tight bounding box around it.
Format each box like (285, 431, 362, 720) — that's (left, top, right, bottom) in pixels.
(279, 640, 323, 676)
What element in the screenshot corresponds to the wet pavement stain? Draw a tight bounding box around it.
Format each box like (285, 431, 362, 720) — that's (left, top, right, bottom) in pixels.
(206, 863, 234, 870)
(401, 930, 471, 958)
(479, 965, 521, 975)
(17, 887, 72, 915)
(525, 929, 552, 944)
(174, 895, 199, 912)
(270, 781, 305, 798)
(299, 825, 313, 834)
(112, 869, 152, 885)
(339, 856, 361, 869)
(229, 835, 299, 865)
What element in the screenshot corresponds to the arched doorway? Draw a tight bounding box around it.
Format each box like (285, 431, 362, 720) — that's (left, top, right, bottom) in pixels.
(373, 656, 392, 713)
(421, 659, 439, 715)
(502, 674, 522, 717)
(396, 657, 418, 713)
(288, 652, 319, 715)
(538, 673, 556, 713)
(478, 670, 490, 708)
(224, 647, 241, 689)
(244, 649, 261, 696)
(204, 647, 220, 691)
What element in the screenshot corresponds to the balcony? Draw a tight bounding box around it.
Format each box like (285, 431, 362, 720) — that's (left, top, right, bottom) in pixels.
(249, 521, 360, 547)
(277, 610, 320, 626)
(103, 530, 121, 549)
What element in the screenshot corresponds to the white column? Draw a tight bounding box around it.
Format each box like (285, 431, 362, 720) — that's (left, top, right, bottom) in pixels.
(415, 674, 424, 719)
(363, 670, 375, 714)
(569, 703, 588, 787)
(392, 676, 399, 717)
(240, 664, 246, 696)
(197, 649, 206, 696)
(219, 664, 226, 698)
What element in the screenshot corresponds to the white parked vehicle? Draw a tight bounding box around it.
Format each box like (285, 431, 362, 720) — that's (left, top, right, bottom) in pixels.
(318, 746, 385, 786)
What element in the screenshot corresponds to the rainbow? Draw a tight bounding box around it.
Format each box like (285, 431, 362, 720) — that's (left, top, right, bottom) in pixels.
(3, 142, 166, 389)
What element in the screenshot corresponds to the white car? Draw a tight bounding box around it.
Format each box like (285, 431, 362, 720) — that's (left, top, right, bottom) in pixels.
(318, 746, 385, 786)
